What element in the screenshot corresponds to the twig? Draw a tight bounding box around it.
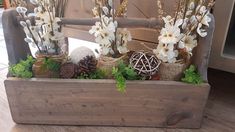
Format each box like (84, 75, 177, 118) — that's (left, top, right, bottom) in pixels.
(174, 0, 182, 24)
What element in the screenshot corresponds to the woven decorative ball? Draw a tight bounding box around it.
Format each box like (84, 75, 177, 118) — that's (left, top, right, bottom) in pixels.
(60, 63, 79, 79)
(130, 52, 161, 78)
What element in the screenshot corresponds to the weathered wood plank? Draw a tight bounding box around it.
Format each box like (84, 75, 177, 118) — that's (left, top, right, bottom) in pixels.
(2, 9, 32, 65)
(4, 78, 210, 128)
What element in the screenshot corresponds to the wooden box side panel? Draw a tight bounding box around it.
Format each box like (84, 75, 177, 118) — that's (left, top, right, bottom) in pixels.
(4, 78, 210, 128)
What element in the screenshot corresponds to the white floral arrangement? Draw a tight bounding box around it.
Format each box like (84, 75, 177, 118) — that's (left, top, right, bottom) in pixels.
(16, 0, 66, 55)
(89, 0, 132, 57)
(153, 0, 215, 63)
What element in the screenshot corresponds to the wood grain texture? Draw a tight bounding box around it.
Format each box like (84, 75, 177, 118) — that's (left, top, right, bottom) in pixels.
(4, 78, 210, 128)
(2, 9, 32, 65)
(1, 68, 235, 132)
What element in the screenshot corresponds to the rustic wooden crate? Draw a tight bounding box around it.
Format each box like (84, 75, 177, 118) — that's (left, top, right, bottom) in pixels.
(2, 1, 215, 128)
(4, 78, 210, 128)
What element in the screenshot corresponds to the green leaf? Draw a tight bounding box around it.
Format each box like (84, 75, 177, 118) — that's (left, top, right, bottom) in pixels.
(112, 61, 141, 93)
(181, 65, 203, 85)
(116, 74, 126, 93)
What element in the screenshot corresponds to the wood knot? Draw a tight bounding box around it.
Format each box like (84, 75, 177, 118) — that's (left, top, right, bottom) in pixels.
(166, 112, 193, 126)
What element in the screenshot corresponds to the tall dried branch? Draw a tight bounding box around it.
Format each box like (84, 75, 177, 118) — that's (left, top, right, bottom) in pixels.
(116, 0, 128, 17)
(54, 0, 68, 18)
(157, 0, 164, 20)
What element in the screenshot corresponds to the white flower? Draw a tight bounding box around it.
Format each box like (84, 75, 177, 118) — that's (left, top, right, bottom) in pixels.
(95, 28, 115, 51)
(108, 0, 113, 7)
(20, 21, 27, 27)
(174, 19, 183, 27)
(197, 13, 211, 27)
(182, 18, 189, 30)
(159, 16, 183, 44)
(196, 5, 207, 15)
(162, 15, 174, 26)
(158, 24, 182, 44)
(16, 7, 27, 16)
(153, 43, 178, 63)
(24, 38, 33, 43)
(117, 45, 129, 54)
(119, 28, 132, 41)
(197, 23, 207, 37)
(188, 2, 195, 10)
(115, 28, 132, 54)
(179, 35, 197, 53)
(107, 21, 117, 33)
(26, 20, 31, 26)
(100, 43, 112, 55)
(186, 10, 193, 16)
(100, 28, 115, 41)
(30, 0, 38, 5)
(52, 17, 62, 31)
(190, 15, 198, 25)
(89, 22, 102, 37)
(195, 5, 211, 27)
(101, 16, 117, 33)
(102, 7, 109, 15)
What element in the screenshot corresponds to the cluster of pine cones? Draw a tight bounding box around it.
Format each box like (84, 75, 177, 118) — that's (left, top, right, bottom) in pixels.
(60, 56, 97, 79)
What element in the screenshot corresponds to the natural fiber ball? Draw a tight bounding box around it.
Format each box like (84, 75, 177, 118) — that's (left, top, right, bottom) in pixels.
(130, 51, 161, 77)
(60, 63, 78, 79)
(70, 46, 95, 65)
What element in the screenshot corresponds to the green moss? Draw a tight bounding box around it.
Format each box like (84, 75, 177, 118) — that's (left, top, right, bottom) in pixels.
(9, 56, 36, 78)
(181, 65, 203, 85)
(42, 58, 61, 72)
(78, 69, 107, 79)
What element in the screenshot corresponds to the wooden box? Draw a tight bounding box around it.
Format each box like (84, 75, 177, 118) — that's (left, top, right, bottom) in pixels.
(4, 78, 210, 128)
(2, 1, 215, 129)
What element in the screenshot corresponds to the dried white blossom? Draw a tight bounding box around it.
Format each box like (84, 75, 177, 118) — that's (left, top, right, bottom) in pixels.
(102, 7, 109, 15)
(20, 21, 27, 27)
(17, 0, 65, 55)
(153, 43, 178, 63)
(158, 22, 183, 44)
(16, 7, 27, 16)
(197, 23, 208, 37)
(89, 22, 102, 37)
(178, 35, 197, 53)
(30, 0, 39, 5)
(89, 2, 131, 56)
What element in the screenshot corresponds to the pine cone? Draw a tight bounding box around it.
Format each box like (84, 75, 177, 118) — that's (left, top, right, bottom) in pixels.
(60, 63, 78, 79)
(78, 56, 97, 75)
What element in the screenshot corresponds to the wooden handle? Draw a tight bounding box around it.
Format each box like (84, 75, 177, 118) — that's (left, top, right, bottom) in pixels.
(60, 17, 161, 28)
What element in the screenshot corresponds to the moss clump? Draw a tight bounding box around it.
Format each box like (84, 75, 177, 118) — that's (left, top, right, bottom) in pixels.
(181, 65, 203, 85)
(10, 56, 36, 78)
